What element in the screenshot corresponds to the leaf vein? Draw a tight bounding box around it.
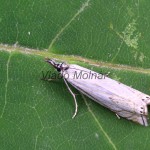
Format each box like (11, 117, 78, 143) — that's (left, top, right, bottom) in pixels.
(0, 53, 12, 118)
(82, 94, 117, 150)
(48, 0, 90, 50)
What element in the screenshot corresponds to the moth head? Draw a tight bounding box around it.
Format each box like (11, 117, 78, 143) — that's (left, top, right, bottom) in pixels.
(45, 58, 69, 72)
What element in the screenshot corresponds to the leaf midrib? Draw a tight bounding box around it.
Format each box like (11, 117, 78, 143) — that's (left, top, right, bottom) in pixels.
(0, 44, 150, 75)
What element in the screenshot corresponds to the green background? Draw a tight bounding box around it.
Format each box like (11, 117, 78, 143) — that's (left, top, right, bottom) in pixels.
(0, 0, 150, 149)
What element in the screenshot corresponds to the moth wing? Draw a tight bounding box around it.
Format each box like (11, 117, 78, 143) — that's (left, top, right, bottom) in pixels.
(110, 95, 148, 126)
(62, 65, 149, 126)
(67, 64, 150, 105)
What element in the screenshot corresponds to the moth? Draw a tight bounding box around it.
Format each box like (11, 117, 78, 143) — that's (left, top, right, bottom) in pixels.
(45, 58, 150, 126)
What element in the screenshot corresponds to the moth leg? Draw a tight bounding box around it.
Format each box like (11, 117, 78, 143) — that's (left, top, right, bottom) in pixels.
(116, 113, 120, 119)
(105, 72, 111, 77)
(41, 78, 59, 82)
(41, 78, 52, 81)
(63, 78, 78, 119)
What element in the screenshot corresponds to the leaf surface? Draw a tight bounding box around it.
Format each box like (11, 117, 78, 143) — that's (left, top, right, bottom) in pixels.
(0, 0, 150, 150)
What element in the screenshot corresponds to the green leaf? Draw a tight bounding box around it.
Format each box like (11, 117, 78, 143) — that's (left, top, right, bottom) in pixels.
(1, 0, 150, 67)
(0, 0, 150, 150)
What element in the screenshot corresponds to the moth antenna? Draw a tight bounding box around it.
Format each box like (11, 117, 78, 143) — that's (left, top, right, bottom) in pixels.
(116, 113, 120, 119)
(63, 78, 78, 118)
